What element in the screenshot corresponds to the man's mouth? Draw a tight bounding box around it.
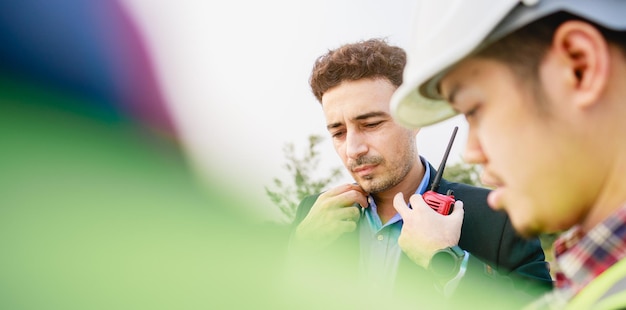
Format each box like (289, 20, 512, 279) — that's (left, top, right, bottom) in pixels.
(353, 164, 377, 176)
(480, 169, 503, 188)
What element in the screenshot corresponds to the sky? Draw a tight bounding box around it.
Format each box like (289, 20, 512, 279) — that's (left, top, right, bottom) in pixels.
(122, 0, 469, 221)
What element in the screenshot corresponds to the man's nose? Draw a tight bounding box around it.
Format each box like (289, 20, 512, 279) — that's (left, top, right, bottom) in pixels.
(463, 129, 487, 165)
(346, 131, 368, 160)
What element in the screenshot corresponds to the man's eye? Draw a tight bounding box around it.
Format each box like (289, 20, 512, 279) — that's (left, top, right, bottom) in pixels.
(364, 121, 383, 128)
(464, 107, 479, 119)
(331, 131, 345, 138)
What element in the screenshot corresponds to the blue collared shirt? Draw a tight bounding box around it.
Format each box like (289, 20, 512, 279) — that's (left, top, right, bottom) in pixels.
(358, 156, 431, 290)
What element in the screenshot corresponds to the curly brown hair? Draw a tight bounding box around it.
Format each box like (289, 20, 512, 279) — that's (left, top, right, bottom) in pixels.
(309, 38, 406, 103)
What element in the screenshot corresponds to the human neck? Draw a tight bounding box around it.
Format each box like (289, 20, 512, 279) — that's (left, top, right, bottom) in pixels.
(373, 159, 425, 224)
(582, 151, 626, 232)
(580, 68, 626, 232)
(581, 118, 626, 232)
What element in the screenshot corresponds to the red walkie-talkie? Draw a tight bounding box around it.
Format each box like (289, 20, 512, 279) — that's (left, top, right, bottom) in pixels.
(423, 126, 458, 215)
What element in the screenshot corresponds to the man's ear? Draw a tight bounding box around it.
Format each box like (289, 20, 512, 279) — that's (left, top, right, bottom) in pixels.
(551, 20, 610, 108)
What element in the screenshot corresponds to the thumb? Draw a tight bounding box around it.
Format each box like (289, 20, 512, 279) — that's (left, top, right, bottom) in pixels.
(449, 200, 464, 220)
(393, 192, 410, 218)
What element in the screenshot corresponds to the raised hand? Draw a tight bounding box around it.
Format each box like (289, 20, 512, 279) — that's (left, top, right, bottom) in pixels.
(293, 184, 368, 252)
(392, 192, 464, 268)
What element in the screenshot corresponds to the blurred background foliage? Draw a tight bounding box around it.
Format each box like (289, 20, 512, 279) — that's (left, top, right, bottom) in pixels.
(265, 135, 343, 224)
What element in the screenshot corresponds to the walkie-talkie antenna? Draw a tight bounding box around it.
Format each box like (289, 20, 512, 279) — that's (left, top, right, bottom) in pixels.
(430, 126, 458, 192)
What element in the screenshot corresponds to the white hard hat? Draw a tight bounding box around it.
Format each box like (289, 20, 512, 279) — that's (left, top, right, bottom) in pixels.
(391, 0, 626, 129)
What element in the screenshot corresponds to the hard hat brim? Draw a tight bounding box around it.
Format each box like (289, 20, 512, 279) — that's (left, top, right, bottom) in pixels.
(392, 0, 626, 129)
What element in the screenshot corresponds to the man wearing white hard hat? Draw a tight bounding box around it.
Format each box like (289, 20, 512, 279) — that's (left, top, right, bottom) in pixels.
(391, 0, 626, 308)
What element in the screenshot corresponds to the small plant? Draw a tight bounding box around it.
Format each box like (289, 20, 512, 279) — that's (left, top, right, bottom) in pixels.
(266, 134, 343, 224)
(443, 159, 485, 188)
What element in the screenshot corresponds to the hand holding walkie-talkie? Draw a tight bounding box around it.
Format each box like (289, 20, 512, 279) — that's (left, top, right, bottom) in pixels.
(423, 126, 458, 215)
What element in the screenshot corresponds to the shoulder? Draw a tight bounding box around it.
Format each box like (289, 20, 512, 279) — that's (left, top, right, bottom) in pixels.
(439, 179, 491, 205)
(569, 258, 626, 309)
(298, 193, 321, 209)
(292, 193, 322, 226)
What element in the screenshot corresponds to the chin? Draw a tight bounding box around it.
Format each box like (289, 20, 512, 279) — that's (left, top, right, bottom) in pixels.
(517, 227, 542, 239)
(361, 183, 381, 195)
(509, 214, 544, 239)
(358, 183, 374, 194)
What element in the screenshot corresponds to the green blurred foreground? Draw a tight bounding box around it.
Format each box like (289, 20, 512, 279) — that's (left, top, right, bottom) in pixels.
(0, 78, 388, 309)
(0, 77, 523, 309)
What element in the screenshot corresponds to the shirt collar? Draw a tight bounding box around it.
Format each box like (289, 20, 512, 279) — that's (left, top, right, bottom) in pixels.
(553, 203, 626, 298)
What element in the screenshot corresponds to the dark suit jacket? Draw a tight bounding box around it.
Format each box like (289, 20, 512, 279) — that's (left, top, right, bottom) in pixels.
(291, 163, 553, 308)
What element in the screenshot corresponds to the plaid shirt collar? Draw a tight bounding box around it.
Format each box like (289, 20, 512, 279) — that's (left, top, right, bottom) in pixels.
(523, 204, 626, 310)
(553, 204, 626, 299)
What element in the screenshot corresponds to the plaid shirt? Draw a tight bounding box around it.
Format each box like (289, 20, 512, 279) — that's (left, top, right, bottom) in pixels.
(525, 204, 626, 309)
